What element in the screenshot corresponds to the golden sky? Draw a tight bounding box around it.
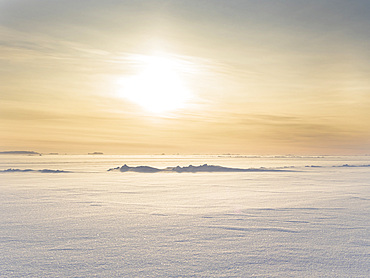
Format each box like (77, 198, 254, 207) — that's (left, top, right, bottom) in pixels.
(1, 0, 370, 154)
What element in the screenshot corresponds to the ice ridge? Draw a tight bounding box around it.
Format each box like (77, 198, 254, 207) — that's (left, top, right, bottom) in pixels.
(1, 168, 71, 173)
(108, 164, 288, 173)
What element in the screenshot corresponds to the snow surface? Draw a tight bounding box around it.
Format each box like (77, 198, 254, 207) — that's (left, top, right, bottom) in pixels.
(0, 155, 369, 277)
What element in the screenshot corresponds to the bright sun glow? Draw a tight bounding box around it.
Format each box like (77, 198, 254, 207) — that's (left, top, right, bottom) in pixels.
(117, 55, 193, 114)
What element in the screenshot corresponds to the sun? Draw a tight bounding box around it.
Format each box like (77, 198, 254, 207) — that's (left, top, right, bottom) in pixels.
(117, 55, 193, 114)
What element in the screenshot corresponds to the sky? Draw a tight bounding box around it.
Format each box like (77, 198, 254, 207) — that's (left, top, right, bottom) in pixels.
(1, 0, 370, 155)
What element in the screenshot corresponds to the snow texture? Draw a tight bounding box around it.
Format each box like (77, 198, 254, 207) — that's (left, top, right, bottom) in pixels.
(0, 155, 369, 277)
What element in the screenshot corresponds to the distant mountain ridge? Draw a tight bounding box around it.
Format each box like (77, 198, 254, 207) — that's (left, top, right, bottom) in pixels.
(0, 151, 41, 155)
